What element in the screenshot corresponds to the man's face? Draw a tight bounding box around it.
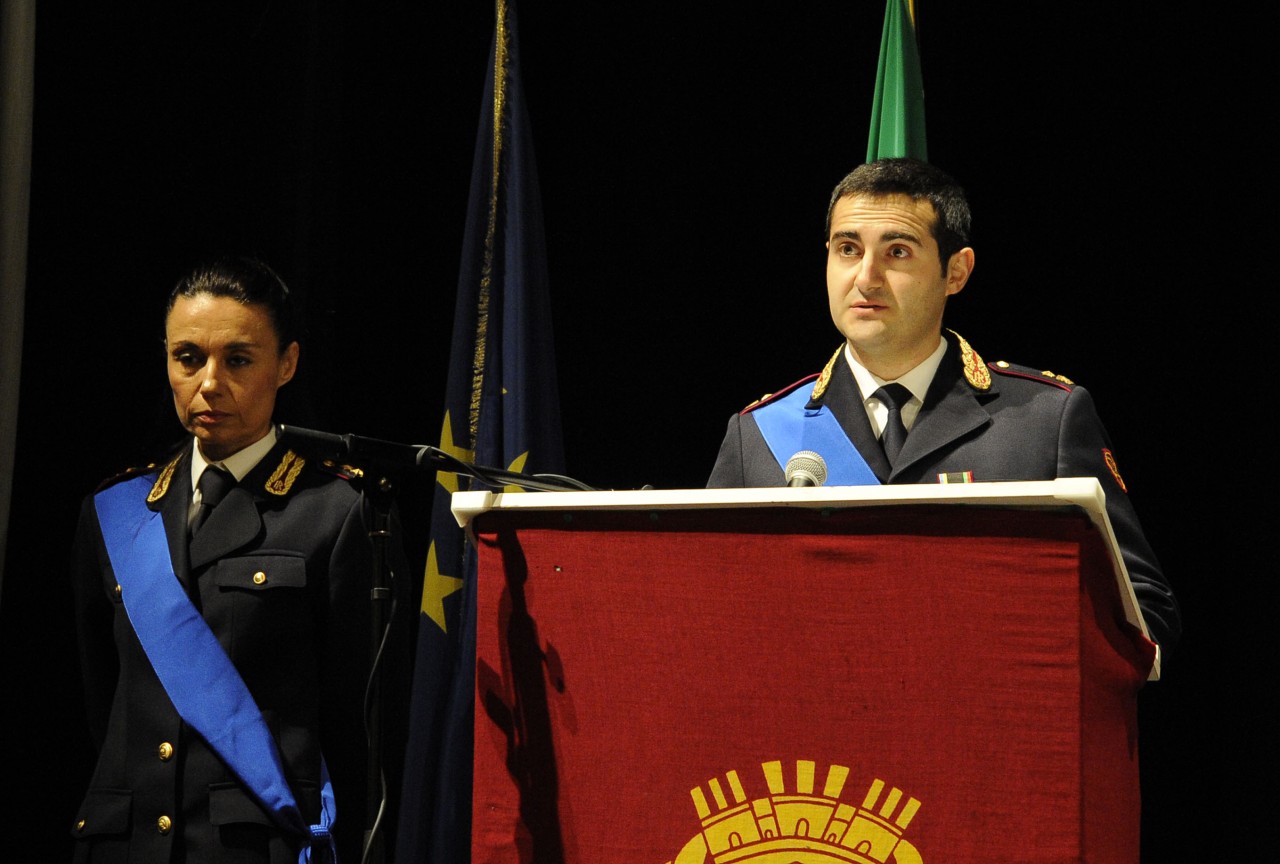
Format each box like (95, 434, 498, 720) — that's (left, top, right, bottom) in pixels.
(165, 293, 298, 461)
(826, 193, 972, 378)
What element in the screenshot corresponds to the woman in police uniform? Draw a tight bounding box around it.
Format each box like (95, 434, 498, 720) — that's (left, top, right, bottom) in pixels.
(70, 257, 383, 863)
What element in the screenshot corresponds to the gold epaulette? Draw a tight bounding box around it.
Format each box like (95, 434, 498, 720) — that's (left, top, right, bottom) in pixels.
(740, 372, 822, 414)
(989, 359, 1076, 388)
(320, 459, 364, 481)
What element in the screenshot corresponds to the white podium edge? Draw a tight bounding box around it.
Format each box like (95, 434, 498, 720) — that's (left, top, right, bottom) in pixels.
(452, 478, 1159, 680)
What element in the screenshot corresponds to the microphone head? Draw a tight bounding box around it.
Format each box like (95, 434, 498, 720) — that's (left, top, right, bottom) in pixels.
(785, 450, 828, 487)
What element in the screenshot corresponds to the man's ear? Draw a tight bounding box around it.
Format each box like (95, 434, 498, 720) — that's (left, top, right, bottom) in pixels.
(945, 247, 975, 296)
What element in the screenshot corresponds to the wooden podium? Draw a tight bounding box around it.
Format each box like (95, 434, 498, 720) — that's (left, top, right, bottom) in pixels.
(452, 479, 1158, 864)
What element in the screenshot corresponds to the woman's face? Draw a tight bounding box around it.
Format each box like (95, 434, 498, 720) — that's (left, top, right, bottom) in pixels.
(165, 293, 299, 461)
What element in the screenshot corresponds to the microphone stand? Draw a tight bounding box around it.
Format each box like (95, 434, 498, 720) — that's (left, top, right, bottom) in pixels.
(276, 426, 595, 864)
(359, 467, 396, 864)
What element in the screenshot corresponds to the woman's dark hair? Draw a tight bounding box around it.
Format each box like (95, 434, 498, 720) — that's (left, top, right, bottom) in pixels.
(165, 255, 301, 352)
(160, 255, 318, 433)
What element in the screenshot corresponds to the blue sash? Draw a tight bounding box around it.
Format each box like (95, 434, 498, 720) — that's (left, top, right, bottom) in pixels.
(750, 386, 880, 486)
(95, 474, 337, 863)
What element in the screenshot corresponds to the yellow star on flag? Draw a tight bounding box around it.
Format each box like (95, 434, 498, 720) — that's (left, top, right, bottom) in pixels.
(504, 451, 529, 493)
(421, 541, 464, 633)
(436, 411, 475, 495)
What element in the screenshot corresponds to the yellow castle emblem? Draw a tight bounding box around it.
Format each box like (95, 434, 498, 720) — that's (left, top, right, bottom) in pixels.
(665, 760, 922, 864)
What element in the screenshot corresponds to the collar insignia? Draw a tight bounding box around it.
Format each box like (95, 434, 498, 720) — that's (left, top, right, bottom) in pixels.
(264, 449, 306, 496)
(950, 329, 991, 391)
(1102, 448, 1128, 493)
(810, 346, 844, 402)
(147, 456, 180, 503)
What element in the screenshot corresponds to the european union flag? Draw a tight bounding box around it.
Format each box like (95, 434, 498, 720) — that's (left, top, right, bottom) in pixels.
(395, 2, 564, 861)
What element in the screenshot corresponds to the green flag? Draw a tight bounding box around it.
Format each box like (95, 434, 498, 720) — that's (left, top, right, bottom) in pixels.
(866, 0, 928, 161)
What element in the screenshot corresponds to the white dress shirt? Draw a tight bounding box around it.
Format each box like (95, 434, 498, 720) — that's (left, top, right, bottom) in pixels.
(844, 337, 948, 439)
(187, 427, 279, 529)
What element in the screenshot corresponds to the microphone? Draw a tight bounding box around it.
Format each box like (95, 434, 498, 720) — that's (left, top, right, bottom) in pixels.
(278, 425, 600, 492)
(785, 450, 827, 487)
(277, 425, 426, 468)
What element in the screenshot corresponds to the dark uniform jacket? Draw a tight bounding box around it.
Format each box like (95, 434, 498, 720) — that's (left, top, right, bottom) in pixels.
(71, 439, 377, 864)
(708, 332, 1180, 655)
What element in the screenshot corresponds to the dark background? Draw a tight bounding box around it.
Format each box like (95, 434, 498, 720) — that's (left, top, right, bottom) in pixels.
(3, 2, 1274, 859)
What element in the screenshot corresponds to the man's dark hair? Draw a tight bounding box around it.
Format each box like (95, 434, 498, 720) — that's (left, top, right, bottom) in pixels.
(825, 158, 972, 273)
(165, 255, 300, 352)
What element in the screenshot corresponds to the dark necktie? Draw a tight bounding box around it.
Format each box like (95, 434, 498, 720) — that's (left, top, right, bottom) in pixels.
(873, 383, 912, 466)
(191, 466, 234, 537)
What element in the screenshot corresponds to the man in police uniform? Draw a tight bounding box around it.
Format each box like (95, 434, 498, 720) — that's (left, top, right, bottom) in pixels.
(707, 158, 1179, 656)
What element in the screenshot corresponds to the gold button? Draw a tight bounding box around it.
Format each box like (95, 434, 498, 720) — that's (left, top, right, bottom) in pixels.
(114, 584, 122, 597)
(252, 571, 267, 585)
(157, 815, 172, 834)
(995, 360, 1010, 368)
(158, 742, 174, 761)
(76, 819, 86, 832)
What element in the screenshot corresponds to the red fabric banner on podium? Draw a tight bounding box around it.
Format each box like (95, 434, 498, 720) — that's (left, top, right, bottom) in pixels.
(467, 495, 1154, 863)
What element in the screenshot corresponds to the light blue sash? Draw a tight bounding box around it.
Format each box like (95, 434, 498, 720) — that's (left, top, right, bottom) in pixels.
(750, 386, 880, 486)
(95, 474, 337, 862)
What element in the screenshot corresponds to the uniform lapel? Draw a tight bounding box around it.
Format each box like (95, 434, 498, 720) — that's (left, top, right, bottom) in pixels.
(890, 337, 993, 480)
(149, 444, 195, 588)
(187, 485, 264, 571)
(186, 443, 283, 571)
